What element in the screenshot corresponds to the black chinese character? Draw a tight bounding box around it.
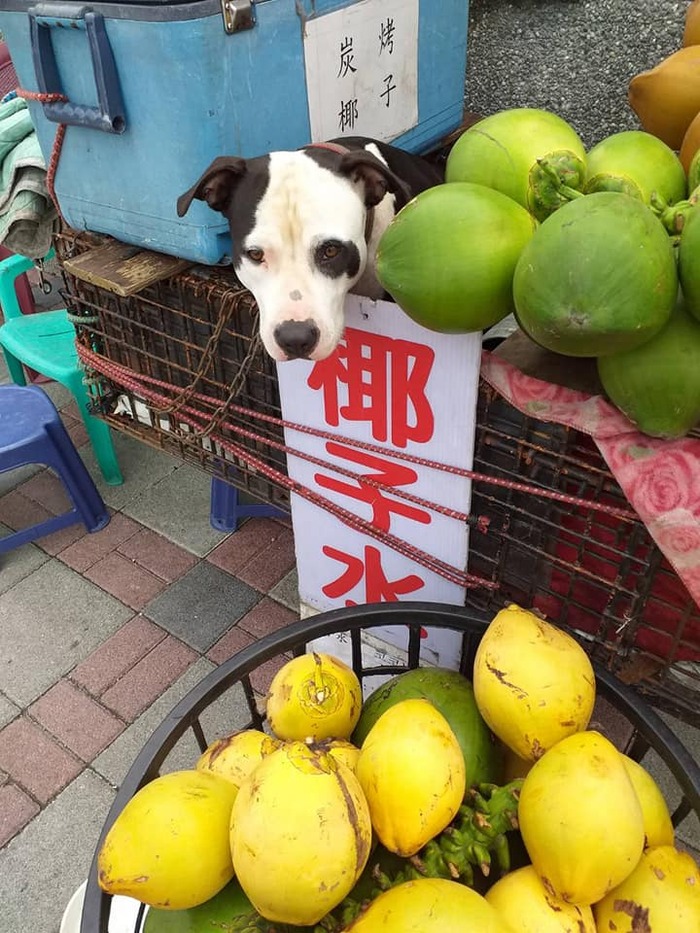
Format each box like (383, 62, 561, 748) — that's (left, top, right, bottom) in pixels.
(338, 98, 359, 132)
(380, 74, 396, 109)
(337, 36, 357, 78)
(379, 18, 395, 55)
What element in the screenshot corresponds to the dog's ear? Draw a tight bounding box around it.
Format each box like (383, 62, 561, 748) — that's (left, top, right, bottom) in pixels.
(177, 157, 247, 217)
(337, 150, 411, 209)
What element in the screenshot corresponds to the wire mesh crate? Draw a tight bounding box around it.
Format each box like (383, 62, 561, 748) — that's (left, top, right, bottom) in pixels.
(78, 601, 700, 933)
(54, 227, 289, 512)
(54, 228, 699, 723)
(467, 384, 700, 724)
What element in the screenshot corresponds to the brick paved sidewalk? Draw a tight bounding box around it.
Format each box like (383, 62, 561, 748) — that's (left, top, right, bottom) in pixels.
(0, 347, 300, 931)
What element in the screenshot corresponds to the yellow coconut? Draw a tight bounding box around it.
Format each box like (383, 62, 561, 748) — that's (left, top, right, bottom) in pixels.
(344, 878, 512, 932)
(518, 731, 645, 905)
(266, 651, 362, 741)
(98, 770, 237, 909)
(620, 754, 675, 849)
(628, 46, 700, 150)
(594, 845, 700, 932)
(485, 865, 596, 932)
(230, 742, 371, 926)
(356, 698, 465, 857)
(472, 604, 596, 761)
(196, 728, 282, 787)
(314, 737, 361, 774)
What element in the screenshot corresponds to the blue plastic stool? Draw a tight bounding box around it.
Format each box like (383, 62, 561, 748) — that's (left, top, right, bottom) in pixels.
(210, 474, 286, 533)
(0, 384, 110, 553)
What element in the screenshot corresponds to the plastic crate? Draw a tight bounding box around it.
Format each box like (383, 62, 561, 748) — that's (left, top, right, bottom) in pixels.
(1, 0, 470, 264)
(55, 227, 700, 723)
(79, 601, 700, 933)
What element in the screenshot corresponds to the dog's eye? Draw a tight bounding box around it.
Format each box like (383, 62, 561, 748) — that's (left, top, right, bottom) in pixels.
(321, 243, 342, 260)
(245, 247, 264, 264)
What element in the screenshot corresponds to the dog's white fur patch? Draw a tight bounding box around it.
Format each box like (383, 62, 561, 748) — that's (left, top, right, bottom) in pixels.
(235, 149, 395, 361)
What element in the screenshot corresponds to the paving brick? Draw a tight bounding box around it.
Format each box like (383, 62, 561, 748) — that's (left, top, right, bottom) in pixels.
(117, 527, 198, 582)
(71, 615, 166, 696)
(0, 533, 49, 596)
(268, 568, 300, 613)
(84, 550, 167, 610)
(235, 527, 297, 592)
(101, 636, 198, 721)
(145, 562, 261, 652)
(0, 489, 53, 532)
(18, 469, 72, 515)
(58, 512, 142, 572)
(207, 625, 256, 665)
(37, 519, 88, 556)
(237, 596, 298, 639)
(207, 626, 291, 694)
(28, 681, 125, 762)
(207, 518, 288, 575)
(0, 718, 83, 805)
(0, 783, 40, 848)
(0, 561, 133, 707)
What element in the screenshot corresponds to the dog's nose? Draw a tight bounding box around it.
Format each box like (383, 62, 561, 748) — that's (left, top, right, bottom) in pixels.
(274, 319, 320, 359)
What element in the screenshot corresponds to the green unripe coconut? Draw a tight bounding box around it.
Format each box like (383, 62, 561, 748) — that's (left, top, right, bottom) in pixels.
(680, 205, 700, 322)
(445, 108, 587, 221)
(584, 130, 687, 207)
(352, 667, 502, 791)
(375, 182, 536, 334)
(513, 192, 678, 357)
(597, 299, 700, 439)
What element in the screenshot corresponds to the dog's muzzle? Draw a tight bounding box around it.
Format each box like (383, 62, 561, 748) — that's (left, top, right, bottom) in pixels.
(274, 319, 321, 359)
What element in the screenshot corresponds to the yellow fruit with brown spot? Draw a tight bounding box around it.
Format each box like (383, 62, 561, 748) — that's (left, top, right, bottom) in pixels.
(593, 845, 700, 932)
(356, 698, 465, 857)
(680, 110, 700, 175)
(620, 754, 675, 849)
(196, 729, 281, 787)
(98, 770, 237, 909)
(344, 878, 511, 932)
(266, 652, 362, 741)
(518, 731, 645, 905)
(315, 737, 361, 773)
(472, 604, 596, 761)
(684, 0, 700, 46)
(230, 741, 371, 926)
(486, 865, 596, 932)
(628, 46, 700, 150)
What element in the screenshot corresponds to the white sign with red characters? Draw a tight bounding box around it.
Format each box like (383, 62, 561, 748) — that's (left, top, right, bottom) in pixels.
(276, 296, 481, 670)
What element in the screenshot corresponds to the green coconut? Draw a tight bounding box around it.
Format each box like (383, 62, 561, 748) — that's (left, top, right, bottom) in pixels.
(375, 182, 536, 333)
(513, 192, 678, 357)
(680, 205, 700, 322)
(597, 298, 700, 438)
(445, 108, 587, 221)
(584, 130, 687, 206)
(352, 667, 502, 791)
(143, 878, 258, 932)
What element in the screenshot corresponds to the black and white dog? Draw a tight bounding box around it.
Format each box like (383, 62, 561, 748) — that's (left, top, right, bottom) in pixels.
(177, 138, 443, 362)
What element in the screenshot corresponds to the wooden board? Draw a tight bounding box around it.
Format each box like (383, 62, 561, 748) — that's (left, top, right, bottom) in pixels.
(61, 240, 192, 297)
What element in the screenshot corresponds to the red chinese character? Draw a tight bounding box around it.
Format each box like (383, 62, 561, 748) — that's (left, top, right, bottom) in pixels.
(307, 327, 435, 448)
(322, 544, 425, 605)
(315, 441, 431, 533)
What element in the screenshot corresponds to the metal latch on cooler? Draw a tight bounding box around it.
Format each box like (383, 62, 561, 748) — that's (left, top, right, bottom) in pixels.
(220, 0, 255, 34)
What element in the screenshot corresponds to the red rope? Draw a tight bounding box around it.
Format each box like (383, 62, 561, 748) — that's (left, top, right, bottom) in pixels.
(78, 344, 639, 523)
(16, 88, 67, 219)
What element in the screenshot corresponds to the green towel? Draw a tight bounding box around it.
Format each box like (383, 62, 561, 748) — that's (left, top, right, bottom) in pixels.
(0, 95, 58, 259)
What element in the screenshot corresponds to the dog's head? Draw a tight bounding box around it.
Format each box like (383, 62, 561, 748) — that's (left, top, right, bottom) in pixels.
(177, 146, 408, 361)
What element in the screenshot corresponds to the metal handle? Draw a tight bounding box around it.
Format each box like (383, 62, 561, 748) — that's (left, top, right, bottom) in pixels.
(28, 4, 126, 134)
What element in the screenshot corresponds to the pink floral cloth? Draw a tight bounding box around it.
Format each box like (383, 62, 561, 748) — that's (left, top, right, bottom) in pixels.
(480, 351, 700, 613)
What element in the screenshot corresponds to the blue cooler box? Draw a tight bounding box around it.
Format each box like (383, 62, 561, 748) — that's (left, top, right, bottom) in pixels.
(0, 0, 469, 264)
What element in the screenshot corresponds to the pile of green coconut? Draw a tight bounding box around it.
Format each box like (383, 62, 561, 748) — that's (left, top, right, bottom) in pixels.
(376, 108, 700, 440)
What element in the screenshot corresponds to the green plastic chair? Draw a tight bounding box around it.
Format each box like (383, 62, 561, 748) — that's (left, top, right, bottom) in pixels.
(0, 251, 123, 485)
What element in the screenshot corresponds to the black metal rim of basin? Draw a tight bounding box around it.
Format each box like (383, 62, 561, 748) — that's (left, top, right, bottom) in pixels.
(81, 600, 700, 933)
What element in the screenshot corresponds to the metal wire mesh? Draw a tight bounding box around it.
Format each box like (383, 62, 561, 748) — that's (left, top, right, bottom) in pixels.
(55, 229, 699, 724)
